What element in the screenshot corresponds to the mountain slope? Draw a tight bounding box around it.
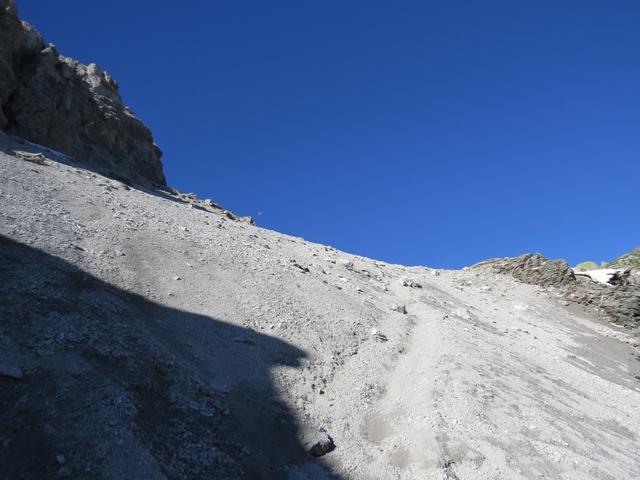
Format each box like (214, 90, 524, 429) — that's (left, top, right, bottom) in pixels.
(608, 247, 640, 269)
(1, 134, 639, 479)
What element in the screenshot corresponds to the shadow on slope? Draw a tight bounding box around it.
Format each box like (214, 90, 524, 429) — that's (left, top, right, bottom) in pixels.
(0, 235, 338, 479)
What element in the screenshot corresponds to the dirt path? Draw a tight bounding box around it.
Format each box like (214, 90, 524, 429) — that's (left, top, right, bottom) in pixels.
(352, 276, 640, 479)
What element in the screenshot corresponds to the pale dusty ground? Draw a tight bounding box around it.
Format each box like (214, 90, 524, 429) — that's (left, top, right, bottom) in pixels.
(1, 133, 639, 479)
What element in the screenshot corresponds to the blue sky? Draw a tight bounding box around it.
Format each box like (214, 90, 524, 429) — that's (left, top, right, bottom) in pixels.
(19, 1, 639, 268)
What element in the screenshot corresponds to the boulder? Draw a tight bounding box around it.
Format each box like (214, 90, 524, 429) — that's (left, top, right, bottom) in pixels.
(486, 253, 576, 289)
(400, 278, 422, 288)
(391, 303, 407, 314)
(303, 428, 335, 457)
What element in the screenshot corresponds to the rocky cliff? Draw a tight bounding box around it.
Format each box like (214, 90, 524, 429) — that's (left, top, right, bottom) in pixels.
(0, 0, 165, 186)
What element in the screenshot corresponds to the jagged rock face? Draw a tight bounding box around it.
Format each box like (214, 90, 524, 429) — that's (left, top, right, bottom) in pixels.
(480, 253, 640, 329)
(485, 253, 577, 288)
(0, 0, 40, 128)
(567, 280, 640, 328)
(0, 0, 165, 186)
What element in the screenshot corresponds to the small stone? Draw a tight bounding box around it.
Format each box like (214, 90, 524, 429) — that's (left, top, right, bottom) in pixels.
(223, 210, 237, 221)
(370, 329, 388, 342)
(203, 199, 222, 209)
(0, 363, 23, 380)
(174, 276, 182, 281)
(56, 454, 65, 465)
(391, 303, 407, 314)
(400, 279, 422, 288)
(340, 260, 354, 271)
(304, 428, 335, 457)
(289, 259, 310, 273)
(14, 151, 46, 165)
(163, 186, 179, 196)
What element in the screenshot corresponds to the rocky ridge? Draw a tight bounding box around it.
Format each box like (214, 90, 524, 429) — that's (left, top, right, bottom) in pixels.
(0, 0, 165, 186)
(607, 247, 640, 269)
(474, 253, 640, 333)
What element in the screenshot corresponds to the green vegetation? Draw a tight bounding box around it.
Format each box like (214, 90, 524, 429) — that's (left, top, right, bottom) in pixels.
(574, 261, 599, 271)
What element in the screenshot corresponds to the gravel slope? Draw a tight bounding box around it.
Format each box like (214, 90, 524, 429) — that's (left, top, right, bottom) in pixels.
(1, 133, 639, 479)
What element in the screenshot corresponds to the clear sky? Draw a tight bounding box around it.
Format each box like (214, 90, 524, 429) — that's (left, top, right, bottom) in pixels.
(18, 1, 639, 268)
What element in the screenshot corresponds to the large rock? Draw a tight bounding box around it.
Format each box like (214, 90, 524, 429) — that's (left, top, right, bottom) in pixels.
(0, 0, 165, 186)
(302, 428, 335, 457)
(485, 253, 577, 288)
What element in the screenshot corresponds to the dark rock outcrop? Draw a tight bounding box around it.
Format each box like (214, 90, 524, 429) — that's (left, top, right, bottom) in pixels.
(477, 253, 640, 330)
(486, 253, 577, 289)
(0, 0, 165, 186)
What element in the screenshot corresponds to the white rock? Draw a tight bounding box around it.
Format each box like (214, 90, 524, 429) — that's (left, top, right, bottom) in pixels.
(391, 303, 407, 314)
(370, 329, 388, 342)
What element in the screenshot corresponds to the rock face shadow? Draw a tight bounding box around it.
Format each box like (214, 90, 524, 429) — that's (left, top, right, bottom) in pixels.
(0, 235, 340, 479)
